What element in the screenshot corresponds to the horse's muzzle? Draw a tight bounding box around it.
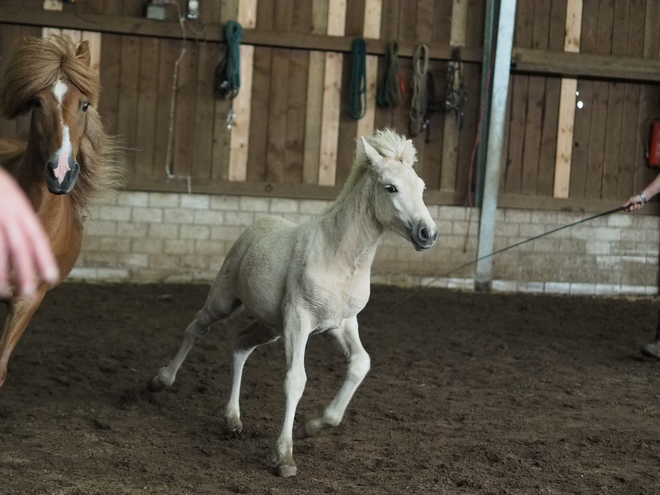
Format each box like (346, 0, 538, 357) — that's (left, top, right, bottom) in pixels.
(45, 161, 80, 195)
(411, 223, 438, 251)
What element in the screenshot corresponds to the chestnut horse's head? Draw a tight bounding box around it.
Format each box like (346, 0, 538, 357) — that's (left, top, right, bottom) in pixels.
(0, 36, 100, 195)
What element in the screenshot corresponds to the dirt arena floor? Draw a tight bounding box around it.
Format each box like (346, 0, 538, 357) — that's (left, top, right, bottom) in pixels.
(1, 283, 660, 494)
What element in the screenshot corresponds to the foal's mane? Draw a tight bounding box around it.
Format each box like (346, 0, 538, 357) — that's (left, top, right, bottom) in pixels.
(330, 129, 417, 208)
(0, 36, 121, 223)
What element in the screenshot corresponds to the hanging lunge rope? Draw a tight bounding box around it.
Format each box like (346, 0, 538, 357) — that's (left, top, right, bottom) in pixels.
(409, 44, 429, 137)
(377, 42, 404, 108)
(215, 20, 243, 101)
(349, 37, 367, 120)
(394, 205, 632, 306)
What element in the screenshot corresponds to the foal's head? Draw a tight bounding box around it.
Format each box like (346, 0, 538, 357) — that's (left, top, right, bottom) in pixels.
(0, 36, 99, 195)
(361, 130, 438, 251)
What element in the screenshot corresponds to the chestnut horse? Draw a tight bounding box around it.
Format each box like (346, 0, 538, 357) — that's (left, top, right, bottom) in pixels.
(0, 36, 120, 386)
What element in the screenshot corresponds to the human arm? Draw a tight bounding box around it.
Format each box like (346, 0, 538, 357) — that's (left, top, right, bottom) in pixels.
(623, 172, 660, 212)
(0, 167, 59, 296)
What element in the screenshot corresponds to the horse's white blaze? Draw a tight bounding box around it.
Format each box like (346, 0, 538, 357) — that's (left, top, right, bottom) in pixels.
(53, 80, 67, 105)
(51, 80, 72, 184)
(54, 125, 72, 184)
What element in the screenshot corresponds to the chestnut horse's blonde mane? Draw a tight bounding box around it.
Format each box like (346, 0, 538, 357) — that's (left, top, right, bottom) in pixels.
(0, 35, 121, 223)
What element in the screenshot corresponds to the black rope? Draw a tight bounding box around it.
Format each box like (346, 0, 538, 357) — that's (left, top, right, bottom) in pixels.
(393, 205, 630, 306)
(348, 38, 367, 120)
(215, 20, 243, 100)
(377, 42, 403, 108)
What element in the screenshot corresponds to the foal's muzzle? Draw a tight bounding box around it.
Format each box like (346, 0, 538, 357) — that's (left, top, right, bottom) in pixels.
(411, 222, 438, 251)
(45, 160, 80, 195)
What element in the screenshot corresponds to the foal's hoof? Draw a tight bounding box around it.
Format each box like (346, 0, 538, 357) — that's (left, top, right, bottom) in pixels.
(146, 375, 165, 392)
(225, 417, 243, 435)
(277, 465, 297, 478)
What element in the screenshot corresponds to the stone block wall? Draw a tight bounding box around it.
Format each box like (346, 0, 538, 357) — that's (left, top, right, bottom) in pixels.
(71, 191, 660, 295)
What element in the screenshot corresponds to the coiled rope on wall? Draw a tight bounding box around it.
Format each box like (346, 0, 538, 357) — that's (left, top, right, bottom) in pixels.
(349, 37, 367, 120)
(215, 20, 243, 100)
(377, 42, 404, 108)
(409, 44, 429, 137)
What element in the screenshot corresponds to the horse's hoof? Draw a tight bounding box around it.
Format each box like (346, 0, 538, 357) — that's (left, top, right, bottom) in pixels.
(226, 417, 243, 435)
(277, 465, 297, 478)
(146, 375, 165, 392)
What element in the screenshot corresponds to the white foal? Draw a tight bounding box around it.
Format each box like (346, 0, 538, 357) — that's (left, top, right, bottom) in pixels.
(148, 129, 438, 477)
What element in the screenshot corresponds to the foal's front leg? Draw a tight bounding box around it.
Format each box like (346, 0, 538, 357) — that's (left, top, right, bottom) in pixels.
(297, 316, 370, 438)
(275, 308, 312, 477)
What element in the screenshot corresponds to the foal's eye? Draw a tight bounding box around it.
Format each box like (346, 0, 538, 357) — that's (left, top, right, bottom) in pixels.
(30, 98, 42, 109)
(82, 102, 90, 112)
(385, 185, 398, 193)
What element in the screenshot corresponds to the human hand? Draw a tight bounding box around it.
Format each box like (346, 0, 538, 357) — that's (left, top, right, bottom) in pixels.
(623, 194, 645, 212)
(0, 168, 59, 297)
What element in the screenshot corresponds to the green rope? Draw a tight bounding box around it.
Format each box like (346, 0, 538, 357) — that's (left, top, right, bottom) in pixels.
(215, 20, 243, 99)
(377, 42, 403, 108)
(349, 37, 367, 120)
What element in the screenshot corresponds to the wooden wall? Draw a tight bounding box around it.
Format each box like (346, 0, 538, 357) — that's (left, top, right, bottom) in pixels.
(1, 0, 659, 211)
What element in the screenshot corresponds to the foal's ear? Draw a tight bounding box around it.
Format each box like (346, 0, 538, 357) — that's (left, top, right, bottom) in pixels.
(76, 40, 91, 67)
(361, 137, 384, 169)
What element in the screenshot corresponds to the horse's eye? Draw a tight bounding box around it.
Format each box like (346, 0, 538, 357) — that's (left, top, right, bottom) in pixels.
(30, 98, 42, 109)
(82, 102, 90, 112)
(385, 185, 398, 193)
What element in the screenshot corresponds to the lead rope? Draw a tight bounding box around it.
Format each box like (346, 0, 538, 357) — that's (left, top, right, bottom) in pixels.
(215, 20, 243, 129)
(377, 42, 404, 108)
(409, 44, 429, 137)
(349, 37, 367, 120)
(393, 205, 631, 307)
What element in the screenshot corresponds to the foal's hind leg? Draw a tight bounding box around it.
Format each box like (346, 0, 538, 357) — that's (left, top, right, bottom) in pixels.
(225, 321, 279, 433)
(296, 316, 370, 439)
(147, 297, 238, 392)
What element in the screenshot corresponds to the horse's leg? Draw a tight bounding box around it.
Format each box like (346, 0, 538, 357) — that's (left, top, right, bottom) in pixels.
(225, 321, 279, 433)
(296, 316, 370, 439)
(147, 299, 236, 392)
(275, 310, 312, 478)
(0, 291, 46, 387)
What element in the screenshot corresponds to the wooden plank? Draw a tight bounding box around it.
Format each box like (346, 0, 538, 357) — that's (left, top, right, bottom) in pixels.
(521, 1, 550, 195)
(172, 41, 199, 179)
(152, 38, 181, 179)
(0, 25, 20, 139)
(134, 36, 160, 180)
(284, 49, 308, 184)
(355, 0, 382, 139)
(191, 41, 216, 180)
(303, 0, 330, 184)
(600, 0, 630, 200)
(125, 176, 459, 204)
(373, 0, 399, 133)
(584, 0, 615, 200)
(503, 0, 534, 194)
(335, 0, 365, 186)
(419, 58, 445, 191)
(265, 48, 290, 183)
(81, 31, 102, 76)
(440, 0, 469, 193)
(318, 0, 347, 186)
(97, 33, 121, 137)
(210, 0, 238, 181)
(0, 7, 485, 62)
(617, 0, 645, 199)
(553, 0, 582, 198)
(246, 46, 272, 182)
(228, 0, 257, 182)
(116, 35, 140, 179)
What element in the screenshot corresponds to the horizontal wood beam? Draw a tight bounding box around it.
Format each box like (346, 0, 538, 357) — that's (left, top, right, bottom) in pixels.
(0, 7, 482, 62)
(125, 177, 461, 204)
(513, 47, 660, 83)
(499, 193, 660, 215)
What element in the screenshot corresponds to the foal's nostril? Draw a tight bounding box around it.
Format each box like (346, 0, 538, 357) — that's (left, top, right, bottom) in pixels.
(419, 227, 429, 241)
